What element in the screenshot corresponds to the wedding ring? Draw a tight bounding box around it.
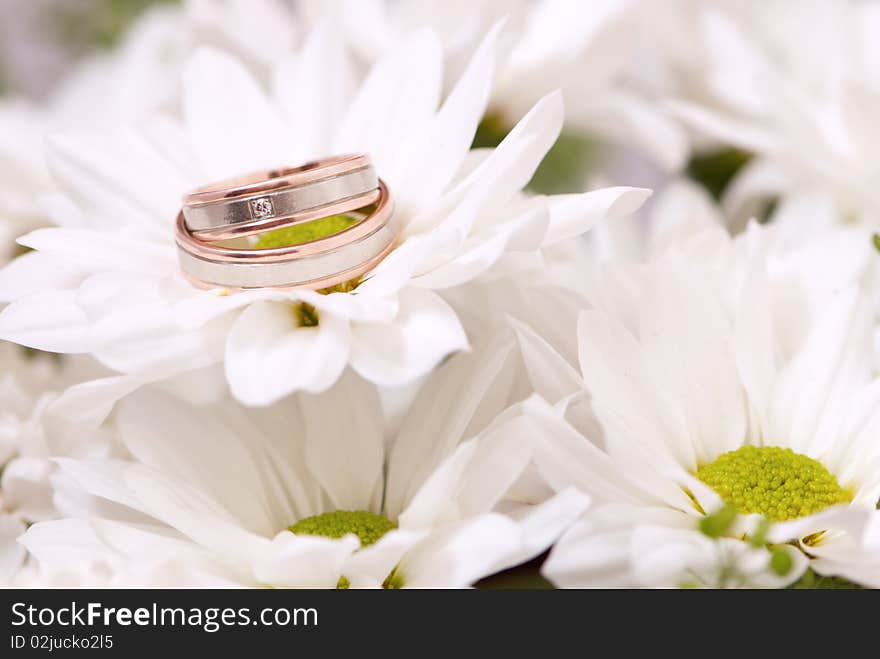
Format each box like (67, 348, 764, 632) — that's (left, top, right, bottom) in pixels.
(175, 180, 396, 290)
(182, 154, 378, 240)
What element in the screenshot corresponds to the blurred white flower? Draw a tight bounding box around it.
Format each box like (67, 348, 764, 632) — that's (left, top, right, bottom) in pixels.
(0, 27, 648, 409)
(0, 1, 301, 264)
(0, 343, 112, 585)
(664, 0, 880, 223)
(21, 342, 588, 587)
(303, 0, 688, 171)
(512, 180, 877, 391)
(541, 508, 804, 588)
(513, 241, 880, 587)
(0, 100, 52, 264)
(0, 6, 184, 267)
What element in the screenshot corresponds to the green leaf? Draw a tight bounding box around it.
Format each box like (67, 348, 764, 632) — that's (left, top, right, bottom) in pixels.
(472, 115, 598, 195)
(685, 148, 751, 200)
(788, 568, 865, 589)
(698, 504, 738, 538)
(769, 548, 793, 576)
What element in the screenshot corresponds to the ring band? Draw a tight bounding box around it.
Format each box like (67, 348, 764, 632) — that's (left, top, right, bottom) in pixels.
(176, 180, 396, 290)
(182, 154, 377, 239)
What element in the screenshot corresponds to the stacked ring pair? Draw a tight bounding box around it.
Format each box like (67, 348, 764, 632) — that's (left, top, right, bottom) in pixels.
(175, 154, 396, 290)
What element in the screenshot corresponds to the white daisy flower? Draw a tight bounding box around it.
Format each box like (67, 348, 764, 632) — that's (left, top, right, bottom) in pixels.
(0, 6, 185, 262)
(21, 341, 588, 588)
(515, 247, 880, 587)
(665, 0, 880, 223)
(0, 343, 113, 585)
(514, 180, 879, 407)
(301, 0, 688, 171)
(0, 1, 299, 261)
(0, 26, 648, 409)
(0, 100, 52, 264)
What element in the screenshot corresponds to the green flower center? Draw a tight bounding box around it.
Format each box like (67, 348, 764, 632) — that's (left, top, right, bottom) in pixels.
(292, 302, 319, 328)
(288, 510, 400, 589)
(254, 214, 364, 328)
(289, 510, 396, 547)
(253, 214, 359, 249)
(696, 446, 852, 521)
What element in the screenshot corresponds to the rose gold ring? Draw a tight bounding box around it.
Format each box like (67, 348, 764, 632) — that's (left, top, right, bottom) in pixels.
(175, 179, 396, 290)
(182, 154, 377, 240)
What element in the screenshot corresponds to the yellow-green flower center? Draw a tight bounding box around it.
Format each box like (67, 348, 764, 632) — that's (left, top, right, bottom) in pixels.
(289, 510, 396, 547)
(253, 214, 363, 328)
(253, 214, 359, 249)
(288, 510, 400, 590)
(696, 446, 851, 521)
(292, 302, 319, 328)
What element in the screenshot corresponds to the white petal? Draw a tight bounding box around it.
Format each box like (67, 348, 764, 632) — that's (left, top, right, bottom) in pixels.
(343, 528, 426, 588)
(333, 30, 443, 188)
(300, 369, 385, 512)
(183, 48, 295, 180)
(116, 391, 290, 535)
(721, 157, 796, 222)
(576, 308, 695, 468)
(667, 99, 773, 154)
(0, 514, 26, 585)
(385, 338, 514, 518)
(55, 458, 147, 514)
(544, 186, 651, 246)
(411, 205, 549, 289)
(0, 290, 89, 352)
(734, 252, 778, 436)
(500, 489, 592, 569)
(768, 505, 873, 545)
(83, 275, 229, 376)
(1, 457, 55, 522)
(542, 516, 634, 588)
(46, 128, 191, 238)
(634, 266, 748, 464)
(49, 375, 151, 428)
(571, 90, 688, 172)
(225, 300, 351, 405)
(452, 415, 536, 517)
(397, 440, 477, 530)
(273, 24, 358, 159)
(398, 513, 523, 588)
(18, 228, 174, 276)
(407, 91, 563, 238)
(0, 251, 84, 302)
(394, 22, 501, 214)
(648, 179, 724, 254)
(770, 290, 869, 457)
(805, 512, 880, 588)
(349, 288, 467, 387)
(456, 90, 563, 204)
(171, 286, 292, 330)
(123, 465, 269, 566)
(511, 316, 583, 403)
(524, 396, 656, 505)
(255, 531, 360, 589)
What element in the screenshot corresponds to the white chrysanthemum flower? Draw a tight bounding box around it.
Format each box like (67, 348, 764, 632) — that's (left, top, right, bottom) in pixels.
(664, 0, 880, 223)
(0, 1, 299, 264)
(514, 246, 880, 587)
(0, 343, 112, 585)
(302, 0, 688, 171)
(511, 180, 878, 383)
(0, 26, 648, 409)
(629, 180, 880, 375)
(0, 100, 52, 264)
(0, 6, 185, 264)
(21, 342, 588, 588)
